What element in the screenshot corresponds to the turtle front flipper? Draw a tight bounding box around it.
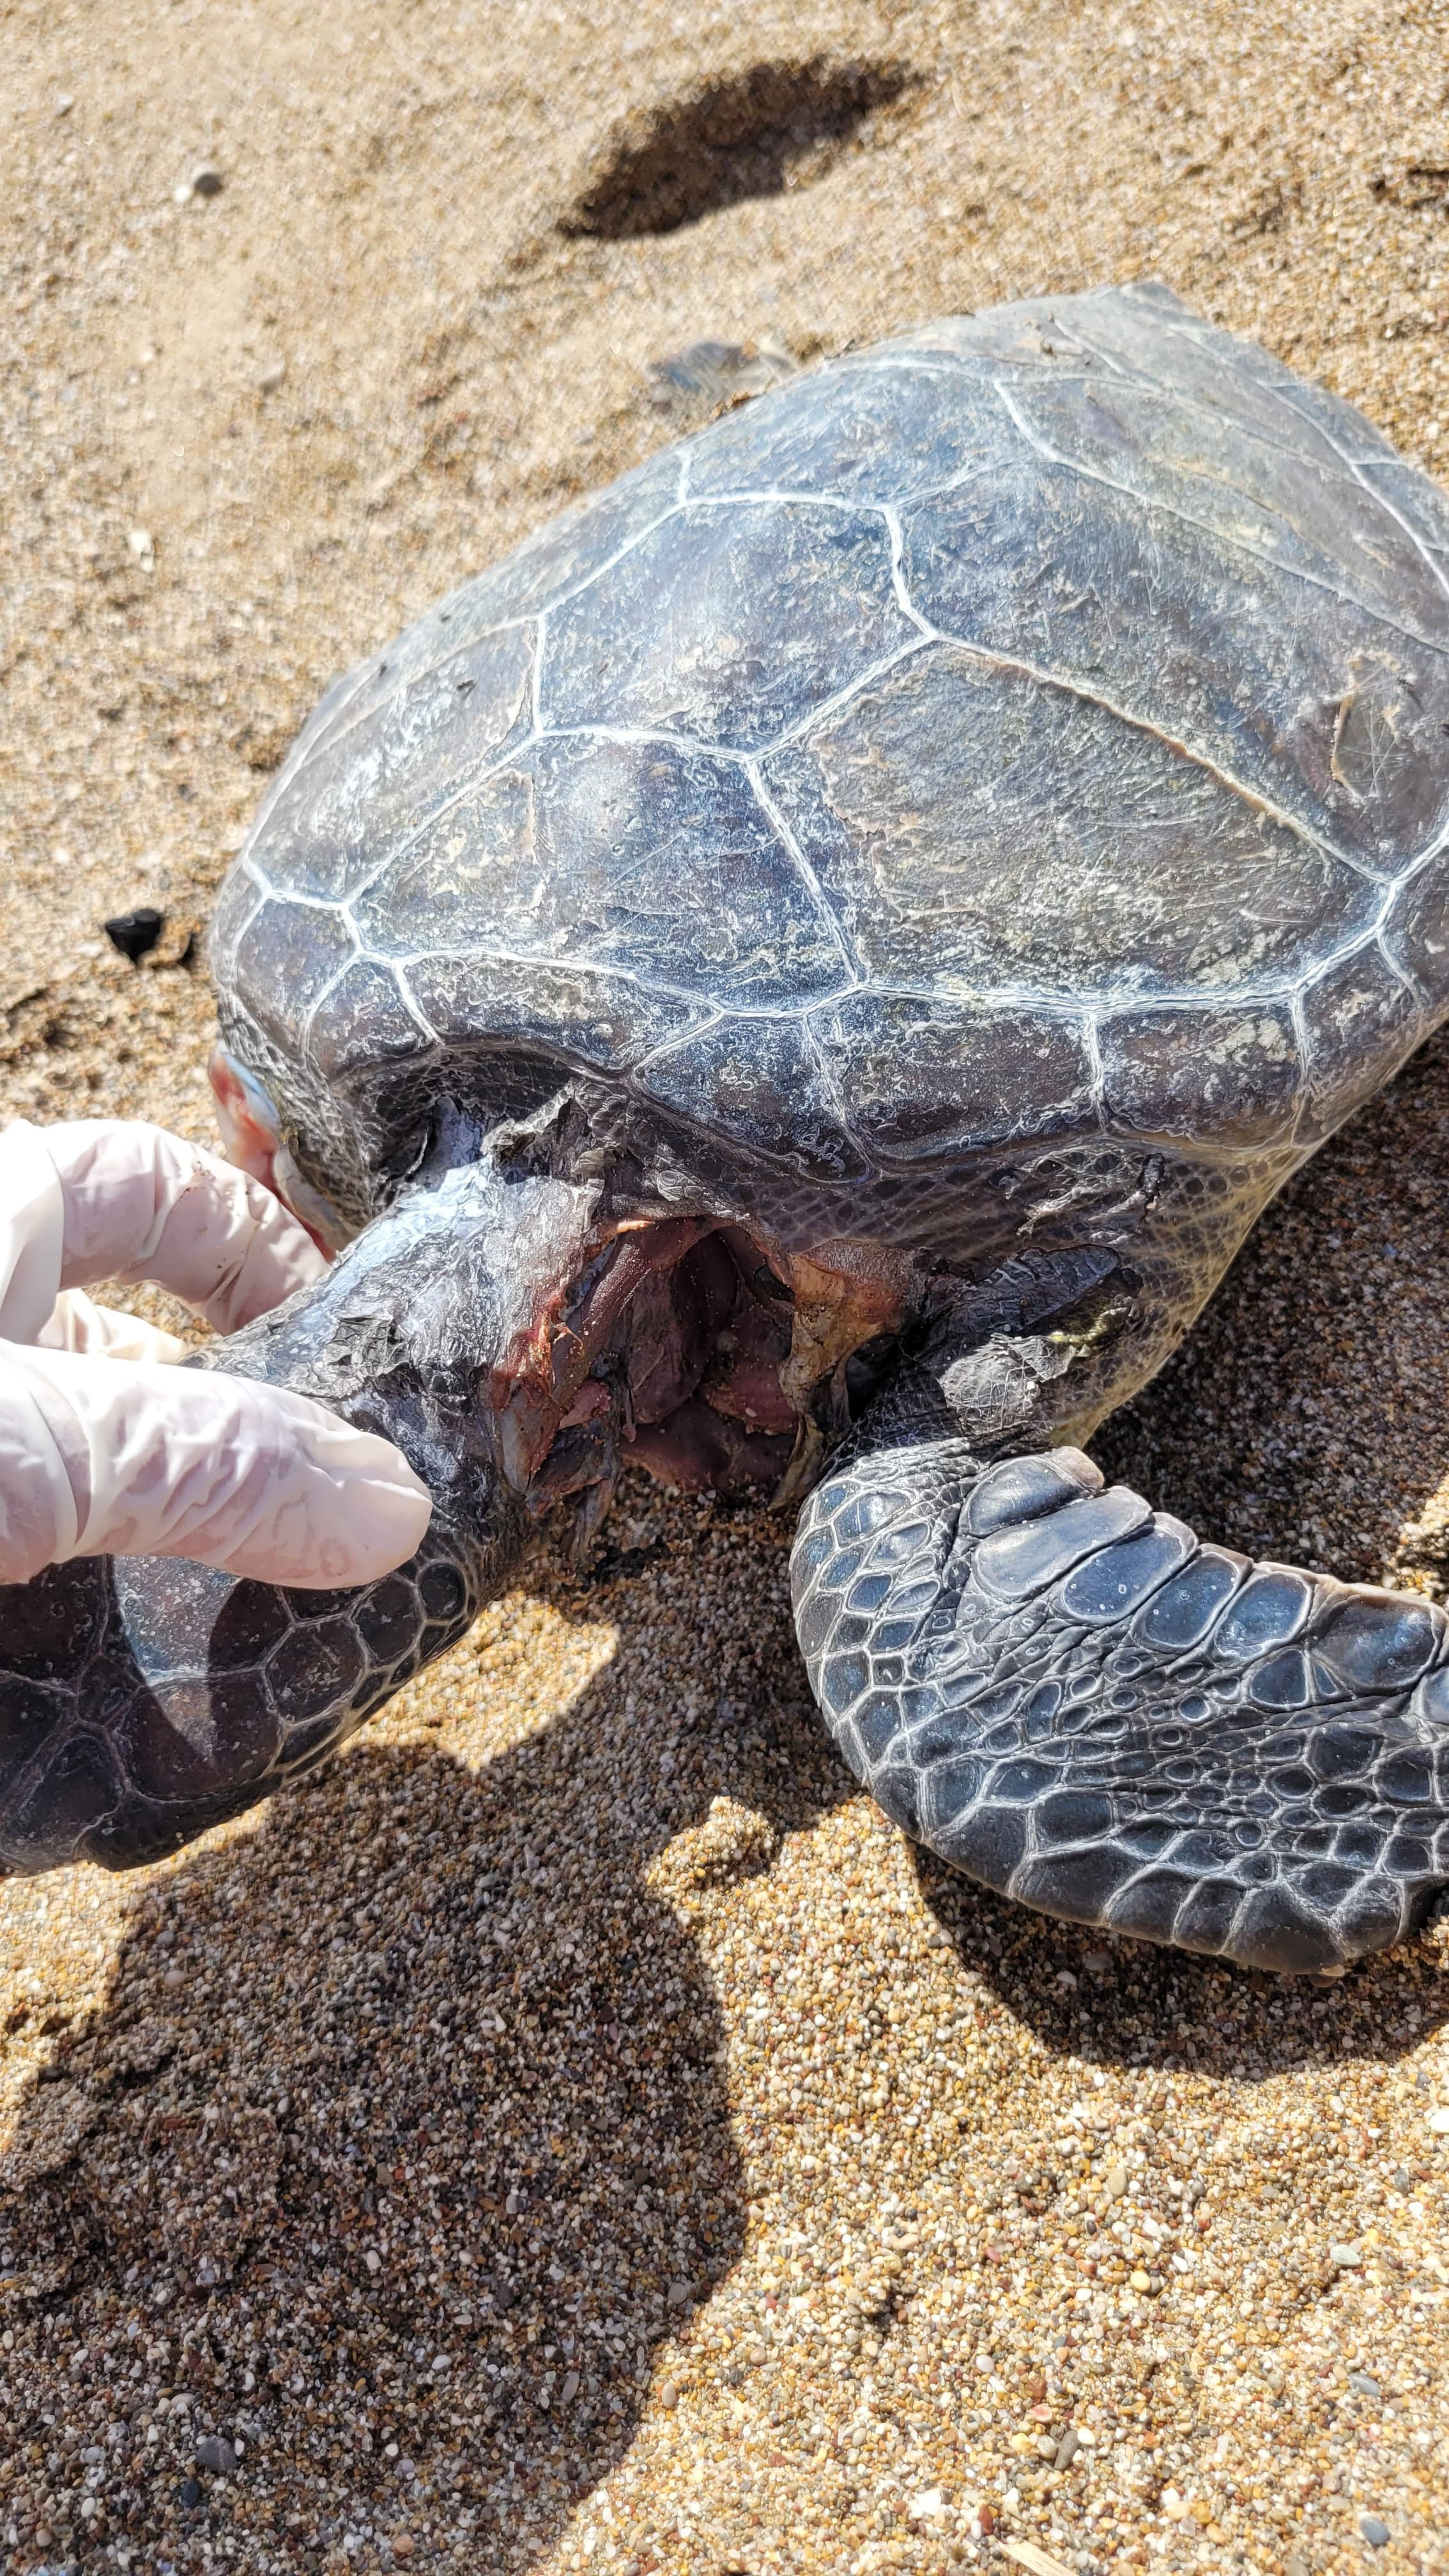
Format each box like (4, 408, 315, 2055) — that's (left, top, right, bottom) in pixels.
(0, 1150, 595, 1876)
(792, 1430, 1449, 1974)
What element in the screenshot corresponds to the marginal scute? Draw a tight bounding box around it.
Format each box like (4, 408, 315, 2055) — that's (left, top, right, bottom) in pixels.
(1382, 858, 1449, 1002)
(638, 1012, 866, 1181)
(307, 958, 424, 1080)
(8, 1731, 119, 1863)
(265, 1619, 367, 1722)
(1098, 999, 1302, 1149)
(355, 1579, 424, 1666)
(686, 360, 1006, 505)
(0, 1678, 65, 1770)
(232, 901, 358, 1057)
(418, 1561, 469, 1621)
(1298, 942, 1424, 1140)
(811, 989, 1096, 1160)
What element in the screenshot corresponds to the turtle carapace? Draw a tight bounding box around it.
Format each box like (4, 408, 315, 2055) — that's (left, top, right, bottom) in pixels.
(4, 283, 1448, 1976)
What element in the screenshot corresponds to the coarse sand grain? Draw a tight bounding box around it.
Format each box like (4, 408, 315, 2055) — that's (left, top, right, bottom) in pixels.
(1, 3, 1447, 2573)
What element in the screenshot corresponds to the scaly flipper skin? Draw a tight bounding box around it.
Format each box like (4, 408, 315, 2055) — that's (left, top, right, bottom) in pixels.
(792, 1434, 1449, 1974)
(0, 1150, 597, 1874)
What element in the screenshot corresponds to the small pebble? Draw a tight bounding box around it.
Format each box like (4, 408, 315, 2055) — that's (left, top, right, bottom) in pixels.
(176, 2477, 202, 2508)
(195, 2434, 236, 2474)
(1359, 2515, 1392, 2548)
(175, 162, 224, 203)
(103, 906, 165, 964)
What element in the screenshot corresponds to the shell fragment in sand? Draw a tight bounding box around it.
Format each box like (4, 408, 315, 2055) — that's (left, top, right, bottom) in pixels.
(1003, 2545, 1076, 2576)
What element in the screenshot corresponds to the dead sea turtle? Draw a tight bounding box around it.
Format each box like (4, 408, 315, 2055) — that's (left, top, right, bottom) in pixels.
(5, 281, 1449, 1975)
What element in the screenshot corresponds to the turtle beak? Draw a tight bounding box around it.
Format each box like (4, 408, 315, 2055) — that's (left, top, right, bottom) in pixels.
(208, 1043, 350, 1256)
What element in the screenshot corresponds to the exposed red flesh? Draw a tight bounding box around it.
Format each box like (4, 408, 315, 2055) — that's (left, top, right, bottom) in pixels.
(494, 1213, 912, 1519)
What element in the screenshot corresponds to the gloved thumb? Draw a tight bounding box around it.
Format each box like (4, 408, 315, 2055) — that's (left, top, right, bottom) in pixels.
(0, 1342, 432, 1588)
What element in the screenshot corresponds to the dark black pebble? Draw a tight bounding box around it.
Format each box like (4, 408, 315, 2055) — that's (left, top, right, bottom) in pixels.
(103, 907, 165, 963)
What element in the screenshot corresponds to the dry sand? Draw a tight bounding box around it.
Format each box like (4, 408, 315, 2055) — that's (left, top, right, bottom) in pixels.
(1, 1, 1448, 2572)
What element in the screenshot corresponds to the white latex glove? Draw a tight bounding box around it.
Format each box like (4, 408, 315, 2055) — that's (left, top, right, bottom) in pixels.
(0, 1119, 431, 1588)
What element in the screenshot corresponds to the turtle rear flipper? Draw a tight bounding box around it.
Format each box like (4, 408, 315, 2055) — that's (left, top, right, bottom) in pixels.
(792, 1432, 1449, 1973)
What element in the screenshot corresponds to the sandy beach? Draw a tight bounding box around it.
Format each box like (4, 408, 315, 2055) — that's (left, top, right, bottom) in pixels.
(0, 1, 1446, 2570)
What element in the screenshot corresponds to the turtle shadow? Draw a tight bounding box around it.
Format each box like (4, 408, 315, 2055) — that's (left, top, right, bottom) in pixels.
(0, 1491, 852, 2574)
(908, 1846, 1449, 2097)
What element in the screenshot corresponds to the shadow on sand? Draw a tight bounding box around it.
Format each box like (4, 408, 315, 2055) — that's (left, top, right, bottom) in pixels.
(0, 1499, 848, 2571)
(1, 1033, 1446, 2567)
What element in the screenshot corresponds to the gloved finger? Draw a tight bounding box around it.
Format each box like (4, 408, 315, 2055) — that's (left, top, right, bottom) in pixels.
(0, 1119, 328, 1342)
(0, 1342, 431, 1588)
(36, 1290, 190, 1365)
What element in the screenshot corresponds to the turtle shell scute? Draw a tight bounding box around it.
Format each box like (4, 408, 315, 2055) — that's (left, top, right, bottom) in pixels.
(215, 285, 1449, 1187)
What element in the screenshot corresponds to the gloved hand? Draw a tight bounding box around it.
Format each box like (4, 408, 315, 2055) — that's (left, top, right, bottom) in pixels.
(0, 1118, 431, 1588)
